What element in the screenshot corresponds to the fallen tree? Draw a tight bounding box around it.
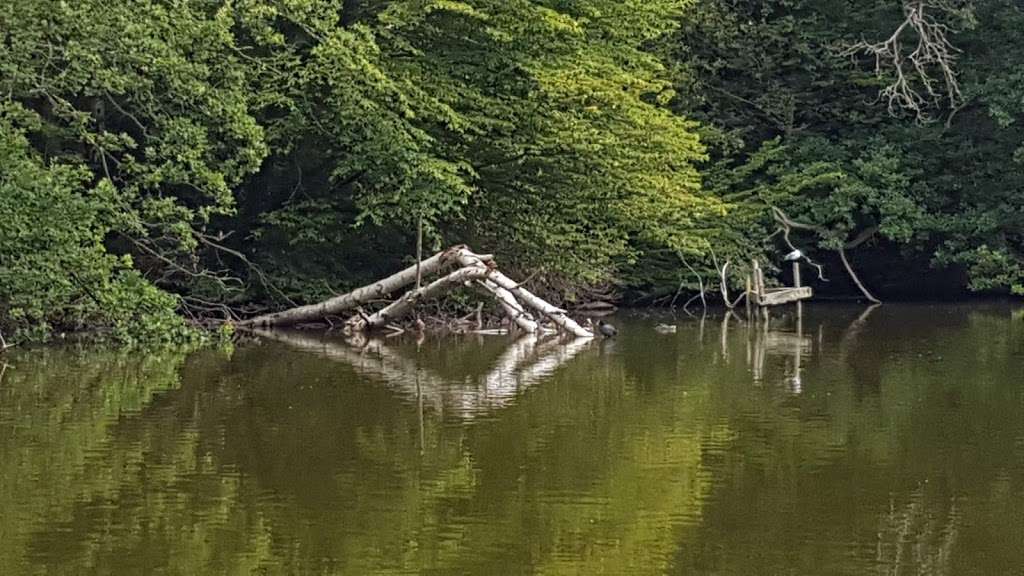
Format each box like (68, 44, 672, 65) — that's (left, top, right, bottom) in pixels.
(347, 266, 491, 332)
(451, 249, 592, 337)
(237, 247, 463, 328)
(238, 245, 592, 337)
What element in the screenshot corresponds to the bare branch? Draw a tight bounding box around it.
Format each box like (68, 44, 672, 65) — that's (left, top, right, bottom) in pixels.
(193, 231, 298, 307)
(769, 207, 829, 281)
(843, 0, 968, 122)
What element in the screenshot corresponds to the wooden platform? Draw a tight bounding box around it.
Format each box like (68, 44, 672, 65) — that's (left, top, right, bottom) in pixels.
(757, 286, 812, 307)
(747, 259, 813, 309)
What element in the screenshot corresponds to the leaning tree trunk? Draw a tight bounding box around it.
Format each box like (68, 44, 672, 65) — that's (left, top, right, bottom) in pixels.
(452, 248, 593, 338)
(238, 244, 592, 338)
(238, 247, 461, 327)
(349, 266, 490, 331)
(838, 247, 881, 304)
(475, 279, 539, 333)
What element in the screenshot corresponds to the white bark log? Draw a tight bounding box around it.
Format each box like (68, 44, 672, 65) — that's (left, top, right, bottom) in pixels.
(452, 249, 593, 338)
(351, 266, 491, 331)
(475, 279, 539, 333)
(239, 248, 460, 327)
(239, 244, 589, 337)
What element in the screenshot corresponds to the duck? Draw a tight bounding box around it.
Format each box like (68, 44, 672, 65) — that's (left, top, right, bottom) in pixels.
(597, 320, 618, 338)
(654, 323, 677, 334)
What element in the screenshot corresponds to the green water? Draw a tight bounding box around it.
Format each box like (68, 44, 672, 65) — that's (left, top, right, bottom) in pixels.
(2, 304, 1023, 575)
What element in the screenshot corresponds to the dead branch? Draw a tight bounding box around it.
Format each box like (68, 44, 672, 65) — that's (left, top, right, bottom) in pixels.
(770, 207, 829, 281)
(239, 247, 462, 327)
(452, 249, 592, 338)
(838, 247, 882, 304)
(680, 257, 707, 315)
(180, 295, 242, 322)
(843, 0, 967, 122)
(193, 231, 297, 307)
(348, 266, 491, 331)
(770, 206, 881, 303)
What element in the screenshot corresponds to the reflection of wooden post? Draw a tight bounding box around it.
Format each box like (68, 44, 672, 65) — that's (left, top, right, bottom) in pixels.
(416, 369, 424, 454)
(793, 299, 803, 393)
(720, 314, 730, 360)
(752, 317, 765, 383)
(793, 261, 803, 325)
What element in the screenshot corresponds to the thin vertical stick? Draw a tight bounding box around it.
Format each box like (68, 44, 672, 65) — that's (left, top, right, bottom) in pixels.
(793, 261, 802, 288)
(415, 216, 423, 291)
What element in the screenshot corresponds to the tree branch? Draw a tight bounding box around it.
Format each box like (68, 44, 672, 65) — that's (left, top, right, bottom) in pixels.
(843, 0, 966, 122)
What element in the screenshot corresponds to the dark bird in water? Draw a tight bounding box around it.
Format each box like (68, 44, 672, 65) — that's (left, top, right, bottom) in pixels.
(597, 320, 617, 338)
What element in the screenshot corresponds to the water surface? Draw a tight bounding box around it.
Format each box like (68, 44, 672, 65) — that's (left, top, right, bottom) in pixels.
(2, 304, 1023, 575)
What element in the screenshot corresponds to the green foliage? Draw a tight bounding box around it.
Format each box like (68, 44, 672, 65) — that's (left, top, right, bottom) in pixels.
(721, 136, 924, 249)
(4, 0, 1024, 336)
(244, 0, 718, 293)
(1, 0, 268, 339)
(666, 0, 1024, 296)
(0, 105, 190, 343)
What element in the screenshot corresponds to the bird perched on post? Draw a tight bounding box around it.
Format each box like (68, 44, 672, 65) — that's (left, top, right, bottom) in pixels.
(783, 249, 804, 262)
(597, 320, 617, 338)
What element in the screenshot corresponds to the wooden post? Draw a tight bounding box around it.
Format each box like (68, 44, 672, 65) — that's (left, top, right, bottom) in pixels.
(745, 274, 752, 320)
(752, 259, 765, 305)
(792, 261, 801, 288)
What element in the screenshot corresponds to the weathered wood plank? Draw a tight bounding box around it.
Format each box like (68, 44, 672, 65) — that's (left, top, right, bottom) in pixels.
(758, 286, 812, 306)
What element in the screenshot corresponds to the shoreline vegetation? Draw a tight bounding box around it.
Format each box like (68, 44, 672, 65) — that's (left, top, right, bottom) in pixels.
(2, 0, 1023, 345)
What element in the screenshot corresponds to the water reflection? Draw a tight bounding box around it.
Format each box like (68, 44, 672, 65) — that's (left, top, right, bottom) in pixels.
(255, 330, 591, 419)
(1, 304, 1023, 575)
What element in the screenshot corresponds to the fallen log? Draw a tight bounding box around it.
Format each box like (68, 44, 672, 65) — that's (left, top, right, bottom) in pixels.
(349, 266, 490, 332)
(238, 247, 461, 327)
(475, 279, 539, 333)
(452, 248, 593, 338)
(239, 244, 591, 337)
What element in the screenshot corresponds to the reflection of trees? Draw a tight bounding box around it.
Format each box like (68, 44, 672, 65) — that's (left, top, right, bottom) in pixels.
(2, 333, 713, 575)
(876, 489, 959, 576)
(0, 347, 273, 575)
(4, 306, 1024, 575)
(256, 330, 711, 574)
(672, 304, 1024, 575)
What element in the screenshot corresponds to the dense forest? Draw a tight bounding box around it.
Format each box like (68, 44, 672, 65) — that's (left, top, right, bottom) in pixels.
(1, 0, 1022, 342)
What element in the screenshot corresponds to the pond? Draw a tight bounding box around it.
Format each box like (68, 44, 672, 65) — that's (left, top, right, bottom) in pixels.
(1, 303, 1023, 575)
